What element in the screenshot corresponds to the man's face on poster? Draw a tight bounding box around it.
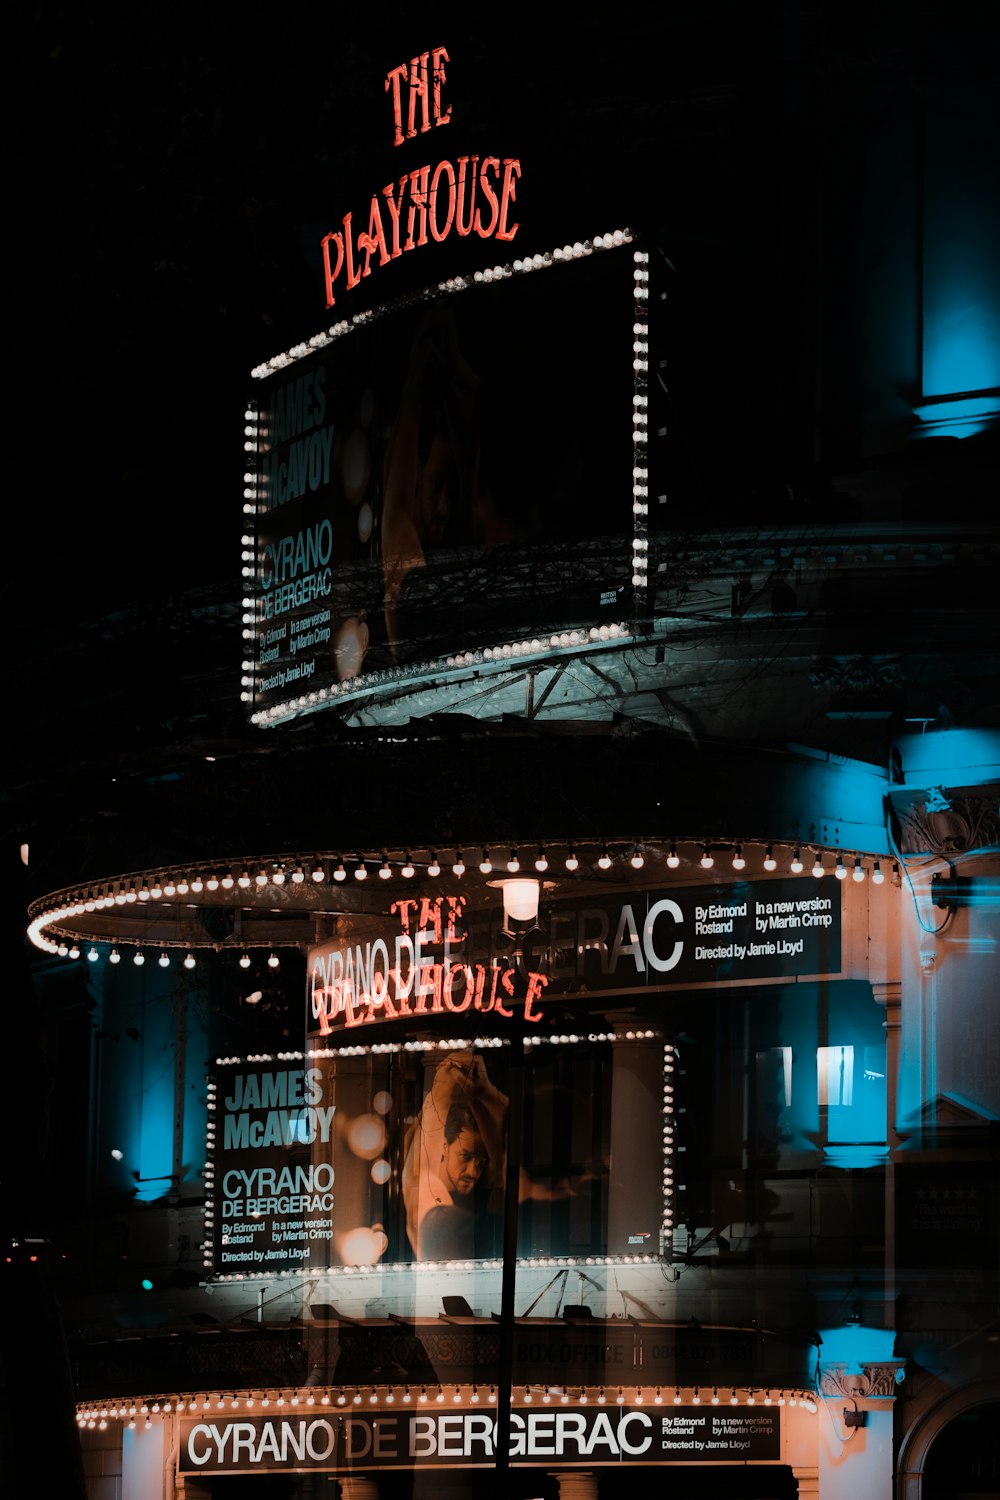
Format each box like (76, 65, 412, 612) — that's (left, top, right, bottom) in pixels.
(442, 1127, 487, 1196)
(415, 432, 452, 546)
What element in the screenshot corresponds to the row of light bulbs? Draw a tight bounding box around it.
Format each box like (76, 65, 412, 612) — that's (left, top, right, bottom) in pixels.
(246, 229, 640, 728)
(29, 839, 897, 960)
(207, 1252, 663, 1283)
(78, 948, 284, 970)
(79, 1382, 817, 1428)
(632, 248, 650, 590)
(247, 620, 636, 724)
(63, 841, 894, 889)
(250, 229, 636, 382)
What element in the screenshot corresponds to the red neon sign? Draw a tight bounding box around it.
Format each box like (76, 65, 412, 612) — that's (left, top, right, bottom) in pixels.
(320, 45, 521, 308)
(309, 895, 548, 1033)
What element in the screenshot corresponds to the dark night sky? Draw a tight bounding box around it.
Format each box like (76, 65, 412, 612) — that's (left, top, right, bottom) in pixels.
(4, 0, 999, 767)
(8, 3, 998, 591)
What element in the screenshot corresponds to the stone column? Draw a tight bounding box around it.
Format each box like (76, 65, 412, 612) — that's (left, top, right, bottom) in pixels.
(551, 1470, 599, 1500)
(791, 1468, 819, 1499)
(339, 1478, 380, 1500)
(872, 980, 901, 1314)
(817, 1361, 905, 1500)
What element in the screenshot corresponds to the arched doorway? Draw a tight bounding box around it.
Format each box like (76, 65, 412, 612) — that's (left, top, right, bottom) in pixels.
(899, 1388, 1000, 1500)
(923, 1402, 1000, 1499)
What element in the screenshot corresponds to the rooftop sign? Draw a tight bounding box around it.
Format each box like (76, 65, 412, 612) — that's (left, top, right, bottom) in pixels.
(321, 46, 521, 308)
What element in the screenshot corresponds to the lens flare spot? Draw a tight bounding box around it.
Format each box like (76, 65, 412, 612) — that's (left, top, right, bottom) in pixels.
(347, 1114, 386, 1160)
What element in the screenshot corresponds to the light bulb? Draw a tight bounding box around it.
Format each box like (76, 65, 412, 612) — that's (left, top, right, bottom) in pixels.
(534, 847, 548, 872)
(333, 860, 346, 882)
(812, 855, 824, 878)
(630, 846, 644, 869)
(401, 854, 415, 878)
(700, 846, 714, 869)
(183, 953, 196, 970)
(479, 849, 492, 874)
(158, 952, 170, 968)
(355, 859, 368, 881)
(835, 855, 847, 880)
(379, 857, 392, 880)
(507, 849, 520, 872)
(564, 847, 579, 871)
(453, 852, 466, 876)
(790, 849, 803, 873)
(666, 845, 680, 869)
(872, 860, 884, 884)
(852, 858, 865, 882)
(598, 847, 612, 870)
(267, 952, 280, 969)
(428, 853, 441, 877)
(732, 845, 745, 870)
(133, 951, 145, 966)
(763, 845, 777, 871)
(239, 953, 251, 969)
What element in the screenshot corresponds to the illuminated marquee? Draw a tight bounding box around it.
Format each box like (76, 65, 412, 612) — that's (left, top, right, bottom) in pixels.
(179, 1406, 781, 1472)
(307, 881, 842, 1038)
(321, 46, 521, 307)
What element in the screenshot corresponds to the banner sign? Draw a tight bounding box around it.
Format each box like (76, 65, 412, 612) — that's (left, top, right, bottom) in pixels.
(308, 879, 842, 1038)
(209, 1036, 662, 1273)
(179, 1405, 780, 1473)
(249, 242, 634, 710)
(212, 1061, 336, 1274)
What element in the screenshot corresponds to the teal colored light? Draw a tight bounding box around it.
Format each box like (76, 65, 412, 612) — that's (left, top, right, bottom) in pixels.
(912, 394, 1000, 439)
(922, 292, 1000, 399)
(921, 88, 1000, 428)
(134, 978, 180, 1202)
(141, 1278, 154, 1291)
(894, 728, 1000, 786)
(819, 1324, 896, 1367)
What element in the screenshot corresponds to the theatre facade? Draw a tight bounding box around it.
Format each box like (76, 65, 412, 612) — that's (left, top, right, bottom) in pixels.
(17, 24, 1000, 1500)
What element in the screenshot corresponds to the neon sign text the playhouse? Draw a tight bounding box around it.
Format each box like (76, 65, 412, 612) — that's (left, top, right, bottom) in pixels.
(321, 46, 521, 307)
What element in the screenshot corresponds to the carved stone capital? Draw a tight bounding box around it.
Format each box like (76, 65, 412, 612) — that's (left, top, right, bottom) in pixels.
(819, 1361, 905, 1401)
(893, 789, 1000, 857)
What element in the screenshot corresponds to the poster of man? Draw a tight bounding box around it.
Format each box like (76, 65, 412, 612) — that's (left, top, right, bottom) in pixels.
(401, 1047, 602, 1262)
(402, 1050, 507, 1260)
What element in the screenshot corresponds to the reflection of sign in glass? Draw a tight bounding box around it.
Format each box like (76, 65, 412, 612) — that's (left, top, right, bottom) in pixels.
(249, 243, 635, 718)
(309, 894, 549, 1038)
(896, 1162, 998, 1269)
(179, 1406, 780, 1474)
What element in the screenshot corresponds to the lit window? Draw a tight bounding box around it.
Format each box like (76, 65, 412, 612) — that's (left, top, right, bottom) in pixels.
(817, 1046, 854, 1107)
